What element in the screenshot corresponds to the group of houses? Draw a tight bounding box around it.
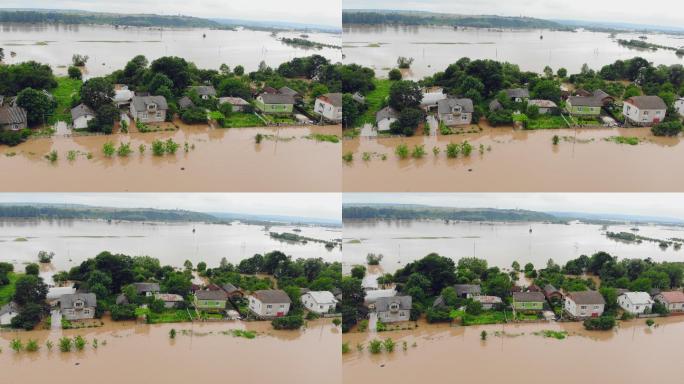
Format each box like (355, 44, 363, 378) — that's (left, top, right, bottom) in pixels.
(0, 95, 28, 131)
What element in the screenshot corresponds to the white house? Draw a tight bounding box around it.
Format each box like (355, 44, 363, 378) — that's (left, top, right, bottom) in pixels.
(114, 85, 134, 107)
(363, 288, 397, 310)
(618, 292, 654, 315)
(0, 302, 19, 326)
(622, 96, 667, 126)
(314, 93, 342, 123)
(70, 103, 95, 129)
(130, 95, 168, 123)
(654, 291, 684, 313)
(301, 291, 338, 314)
(248, 289, 291, 318)
(564, 291, 605, 319)
(420, 86, 447, 111)
(60, 293, 97, 320)
(675, 97, 684, 117)
(437, 97, 473, 126)
(375, 106, 398, 132)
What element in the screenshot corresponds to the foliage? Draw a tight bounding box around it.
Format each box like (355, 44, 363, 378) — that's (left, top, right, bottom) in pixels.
(16, 87, 57, 126)
(652, 121, 682, 137)
(583, 315, 616, 331)
(388, 68, 402, 81)
(271, 314, 304, 330)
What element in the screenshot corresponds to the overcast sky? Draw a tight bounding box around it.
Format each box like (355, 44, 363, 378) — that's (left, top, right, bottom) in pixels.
(344, 193, 684, 220)
(344, 0, 684, 28)
(0, 193, 341, 221)
(7, 0, 341, 27)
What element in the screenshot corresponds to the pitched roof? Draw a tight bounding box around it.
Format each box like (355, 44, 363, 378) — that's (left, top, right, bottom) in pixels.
(625, 95, 667, 110)
(195, 290, 227, 300)
(364, 288, 397, 304)
(0, 106, 27, 125)
(528, 99, 558, 108)
(221, 283, 241, 293)
(544, 284, 560, 296)
(155, 293, 184, 302)
(0, 302, 18, 316)
(375, 295, 412, 312)
(513, 291, 545, 302)
(278, 86, 299, 96)
(252, 289, 292, 304)
(318, 93, 342, 107)
(178, 96, 194, 109)
(620, 291, 654, 305)
(505, 88, 530, 99)
(259, 93, 295, 105)
(132, 282, 160, 294)
(489, 99, 503, 111)
(473, 295, 502, 304)
(303, 291, 337, 304)
(592, 89, 612, 100)
(189, 85, 216, 96)
(376, 106, 398, 122)
(219, 97, 249, 106)
(454, 284, 481, 296)
(437, 97, 474, 114)
(60, 293, 97, 309)
(657, 291, 684, 304)
(567, 95, 604, 107)
(132, 95, 168, 111)
(566, 290, 605, 305)
(70, 103, 95, 121)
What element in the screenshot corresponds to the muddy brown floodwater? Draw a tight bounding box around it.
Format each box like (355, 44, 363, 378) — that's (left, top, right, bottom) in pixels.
(343, 126, 684, 192)
(0, 125, 341, 192)
(1, 318, 341, 384)
(343, 317, 684, 383)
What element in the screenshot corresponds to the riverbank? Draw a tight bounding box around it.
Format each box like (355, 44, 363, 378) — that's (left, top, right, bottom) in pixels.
(0, 124, 341, 192)
(343, 126, 684, 191)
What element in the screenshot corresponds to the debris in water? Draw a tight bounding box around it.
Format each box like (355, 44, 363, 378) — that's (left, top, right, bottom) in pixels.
(180, 167, 185, 170)
(468, 169, 472, 172)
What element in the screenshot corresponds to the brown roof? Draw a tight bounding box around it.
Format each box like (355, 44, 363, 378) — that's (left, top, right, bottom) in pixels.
(513, 291, 545, 302)
(566, 291, 605, 305)
(657, 291, 684, 304)
(252, 289, 291, 304)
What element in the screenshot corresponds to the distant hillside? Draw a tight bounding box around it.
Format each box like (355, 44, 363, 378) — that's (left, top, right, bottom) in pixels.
(343, 204, 561, 222)
(0, 9, 221, 28)
(210, 212, 341, 226)
(211, 18, 340, 33)
(0, 204, 217, 222)
(342, 9, 568, 30)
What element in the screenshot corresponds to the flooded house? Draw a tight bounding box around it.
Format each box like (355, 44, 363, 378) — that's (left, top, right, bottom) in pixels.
(301, 290, 338, 314)
(0, 301, 19, 326)
(675, 97, 684, 116)
(114, 85, 134, 108)
(527, 99, 558, 114)
(133, 282, 161, 297)
(278, 86, 301, 103)
(130, 95, 168, 123)
(154, 293, 184, 308)
(248, 289, 291, 318)
(566, 89, 613, 117)
(564, 291, 605, 319)
(220, 283, 244, 299)
(376, 296, 412, 323)
(363, 288, 397, 310)
(654, 291, 684, 313)
(255, 93, 295, 114)
(71, 103, 96, 129)
(543, 284, 563, 303)
(622, 95, 667, 126)
(59, 293, 97, 320)
(512, 291, 545, 312)
(188, 85, 217, 100)
(473, 295, 502, 310)
(504, 88, 530, 103)
(178, 96, 195, 110)
(0, 105, 27, 131)
(194, 290, 228, 312)
(375, 106, 398, 132)
(453, 284, 481, 299)
(618, 292, 654, 315)
(420, 86, 447, 111)
(219, 97, 250, 112)
(314, 92, 343, 123)
(437, 97, 473, 126)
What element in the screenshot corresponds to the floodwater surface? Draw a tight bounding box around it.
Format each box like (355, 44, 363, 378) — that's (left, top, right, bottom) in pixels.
(343, 126, 684, 192)
(343, 317, 684, 383)
(343, 25, 684, 79)
(0, 219, 341, 275)
(343, 220, 684, 274)
(0, 125, 341, 192)
(0, 23, 341, 77)
(1, 319, 341, 384)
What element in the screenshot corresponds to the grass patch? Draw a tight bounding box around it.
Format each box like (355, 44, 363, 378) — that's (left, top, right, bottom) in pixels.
(605, 136, 640, 145)
(14, 237, 28, 242)
(0, 273, 20, 306)
(222, 113, 265, 128)
(146, 309, 193, 324)
(307, 133, 340, 143)
(49, 77, 83, 124)
(224, 329, 257, 339)
(354, 79, 394, 128)
(449, 310, 512, 325)
(263, 115, 296, 124)
(525, 115, 570, 129)
(534, 330, 568, 340)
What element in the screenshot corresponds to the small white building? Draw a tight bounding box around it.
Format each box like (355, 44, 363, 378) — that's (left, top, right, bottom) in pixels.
(375, 106, 398, 132)
(473, 295, 502, 310)
(622, 96, 667, 126)
(0, 302, 19, 326)
(301, 291, 338, 314)
(70, 103, 95, 129)
(675, 97, 684, 117)
(219, 97, 250, 112)
(420, 87, 447, 111)
(618, 292, 654, 315)
(564, 291, 605, 319)
(248, 289, 291, 318)
(154, 293, 184, 309)
(114, 85, 134, 107)
(654, 291, 684, 313)
(59, 293, 97, 321)
(314, 93, 342, 123)
(130, 96, 168, 123)
(527, 99, 558, 114)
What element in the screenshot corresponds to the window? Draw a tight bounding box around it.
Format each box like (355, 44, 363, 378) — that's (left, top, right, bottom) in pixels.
(266, 304, 272, 309)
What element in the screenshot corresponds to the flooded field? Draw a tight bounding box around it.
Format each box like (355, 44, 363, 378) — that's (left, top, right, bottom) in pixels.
(0, 125, 341, 192)
(0, 219, 341, 276)
(0, 23, 341, 77)
(1, 318, 341, 384)
(343, 220, 684, 274)
(343, 126, 684, 192)
(343, 317, 684, 383)
(343, 25, 684, 79)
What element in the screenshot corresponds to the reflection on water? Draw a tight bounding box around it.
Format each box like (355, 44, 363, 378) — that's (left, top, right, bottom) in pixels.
(343, 25, 684, 79)
(343, 220, 684, 274)
(0, 125, 341, 192)
(343, 126, 684, 192)
(1, 319, 341, 384)
(343, 317, 684, 383)
(0, 23, 341, 77)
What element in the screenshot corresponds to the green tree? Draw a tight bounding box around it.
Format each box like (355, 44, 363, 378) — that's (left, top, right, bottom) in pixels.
(68, 66, 82, 80)
(388, 80, 422, 111)
(80, 77, 114, 110)
(351, 265, 366, 280)
(25, 263, 39, 275)
(16, 88, 57, 126)
(13, 275, 48, 306)
(388, 68, 402, 81)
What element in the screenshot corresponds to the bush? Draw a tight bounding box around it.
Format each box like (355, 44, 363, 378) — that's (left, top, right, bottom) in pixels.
(446, 142, 460, 158)
(102, 142, 115, 157)
(180, 106, 208, 124)
(110, 304, 137, 321)
(151, 140, 165, 156)
(395, 143, 409, 159)
(383, 338, 396, 352)
(59, 337, 72, 352)
(411, 144, 426, 158)
(646, 319, 655, 327)
(426, 307, 452, 323)
(388, 68, 402, 81)
(272, 315, 304, 330)
(368, 339, 383, 354)
(25, 263, 39, 275)
(583, 315, 616, 331)
(68, 66, 82, 80)
(652, 120, 682, 136)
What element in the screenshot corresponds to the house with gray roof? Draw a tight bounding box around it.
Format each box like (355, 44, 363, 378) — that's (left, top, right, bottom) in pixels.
(130, 95, 168, 123)
(219, 97, 250, 112)
(278, 86, 301, 101)
(618, 291, 654, 315)
(376, 106, 398, 132)
(301, 291, 338, 314)
(0, 105, 27, 131)
(623, 95, 667, 126)
(248, 289, 292, 318)
(132, 282, 160, 297)
(188, 85, 217, 100)
(438, 97, 474, 126)
(194, 290, 228, 312)
(376, 296, 412, 323)
(178, 96, 195, 110)
(454, 284, 481, 298)
(71, 103, 95, 129)
(220, 283, 244, 298)
(60, 293, 97, 320)
(512, 291, 545, 312)
(255, 93, 294, 114)
(504, 88, 530, 102)
(0, 302, 19, 326)
(527, 99, 558, 114)
(564, 291, 605, 319)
